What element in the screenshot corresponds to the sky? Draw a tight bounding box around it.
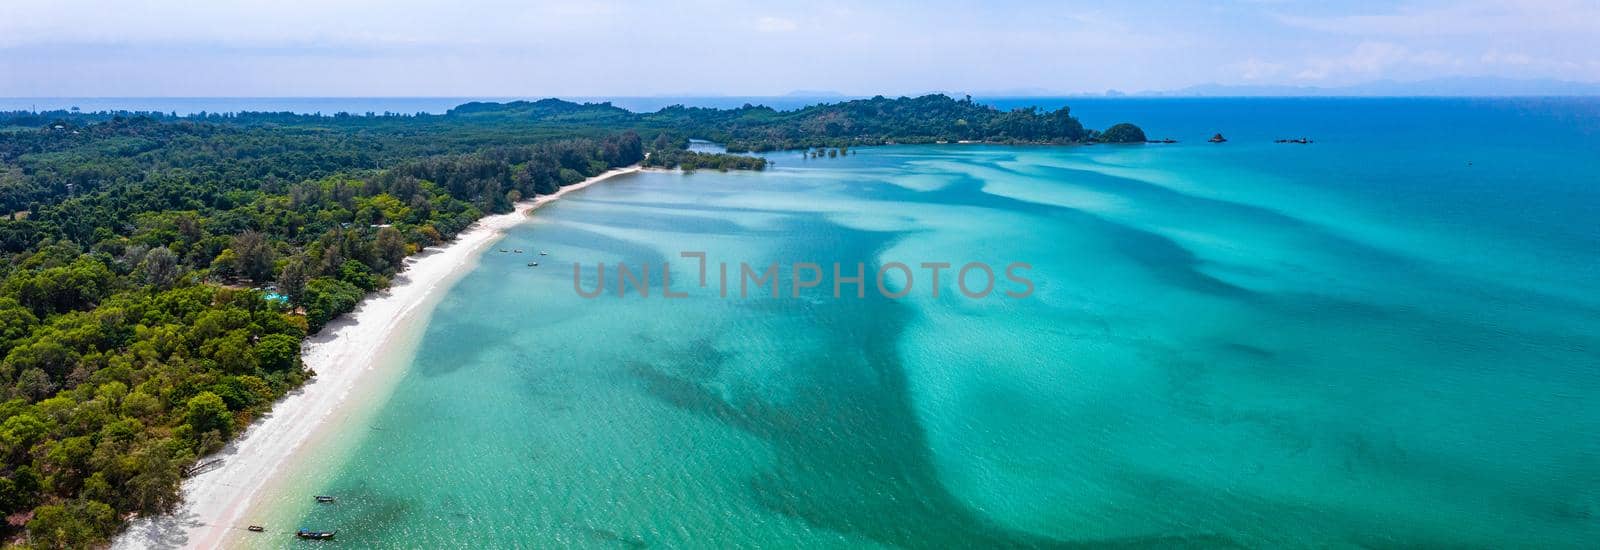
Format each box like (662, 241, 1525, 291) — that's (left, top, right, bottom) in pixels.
(1, 0, 1597, 97)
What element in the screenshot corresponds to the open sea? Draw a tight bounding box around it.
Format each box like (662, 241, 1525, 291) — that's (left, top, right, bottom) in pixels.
(230, 98, 1598, 547)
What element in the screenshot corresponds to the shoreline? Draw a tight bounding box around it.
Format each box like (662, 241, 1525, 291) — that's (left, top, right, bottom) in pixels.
(114, 165, 641, 549)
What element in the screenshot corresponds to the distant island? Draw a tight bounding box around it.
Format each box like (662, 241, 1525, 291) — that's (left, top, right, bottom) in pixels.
(1098, 123, 1148, 143)
(448, 94, 1136, 151)
(953, 76, 1600, 98)
(0, 95, 1136, 547)
(1135, 76, 1600, 97)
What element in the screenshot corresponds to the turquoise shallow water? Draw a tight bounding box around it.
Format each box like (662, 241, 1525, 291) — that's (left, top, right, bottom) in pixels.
(277, 99, 1598, 548)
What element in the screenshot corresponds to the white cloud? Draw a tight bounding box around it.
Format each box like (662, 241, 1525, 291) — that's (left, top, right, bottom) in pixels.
(1275, 0, 1600, 37)
(1292, 42, 1461, 81)
(755, 16, 798, 33)
(0, 0, 622, 49)
(1482, 50, 1536, 67)
(1267, 1, 1599, 83)
(1232, 58, 1285, 81)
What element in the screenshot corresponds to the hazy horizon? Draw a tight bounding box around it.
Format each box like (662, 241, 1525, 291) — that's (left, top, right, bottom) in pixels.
(3, 1, 1597, 97)
(5, 75, 1600, 101)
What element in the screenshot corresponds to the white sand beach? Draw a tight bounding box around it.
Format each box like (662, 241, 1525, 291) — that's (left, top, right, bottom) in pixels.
(113, 166, 640, 549)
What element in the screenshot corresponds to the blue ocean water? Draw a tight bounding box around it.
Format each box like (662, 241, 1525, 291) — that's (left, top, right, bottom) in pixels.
(252, 98, 1599, 548)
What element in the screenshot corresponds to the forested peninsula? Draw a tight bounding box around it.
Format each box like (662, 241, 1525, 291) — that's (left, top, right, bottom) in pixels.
(0, 95, 1135, 547)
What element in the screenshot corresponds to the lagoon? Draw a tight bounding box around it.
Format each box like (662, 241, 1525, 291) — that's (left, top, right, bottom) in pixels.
(247, 98, 1598, 548)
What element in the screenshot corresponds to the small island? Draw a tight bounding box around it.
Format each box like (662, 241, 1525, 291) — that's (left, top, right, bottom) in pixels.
(1098, 122, 1148, 143)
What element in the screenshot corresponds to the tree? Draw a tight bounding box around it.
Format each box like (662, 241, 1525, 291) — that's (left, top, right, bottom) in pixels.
(14, 368, 57, 400)
(139, 246, 182, 289)
(230, 231, 277, 282)
(125, 440, 189, 514)
(26, 500, 117, 548)
(208, 333, 258, 374)
(374, 226, 407, 274)
(2, 257, 116, 316)
(210, 248, 238, 278)
(255, 333, 299, 371)
(1, 414, 48, 460)
(4, 338, 77, 381)
(303, 277, 364, 332)
(337, 260, 381, 291)
(278, 256, 312, 304)
(0, 297, 38, 352)
(185, 391, 233, 437)
(0, 477, 18, 517)
(119, 392, 161, 420)
(94, 381, 128, 405)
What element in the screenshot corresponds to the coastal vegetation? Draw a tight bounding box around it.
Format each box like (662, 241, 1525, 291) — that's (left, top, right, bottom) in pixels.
(453, 94, 1115, 152)
(0, 115, 642, 547)
(668, 94, 1101, 152)
(641, 148, 767, 171)
(0, 95, 1122, 546)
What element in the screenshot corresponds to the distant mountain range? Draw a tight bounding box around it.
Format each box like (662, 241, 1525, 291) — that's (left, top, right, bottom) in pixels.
(1137, 77, 1600, 97)
(938, 77, 1600, 98)
(633, 77, 1600, 102)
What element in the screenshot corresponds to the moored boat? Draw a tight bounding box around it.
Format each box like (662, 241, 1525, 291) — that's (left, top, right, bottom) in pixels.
(314, 495, 336, 503)
(296, 529, 336, 540)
